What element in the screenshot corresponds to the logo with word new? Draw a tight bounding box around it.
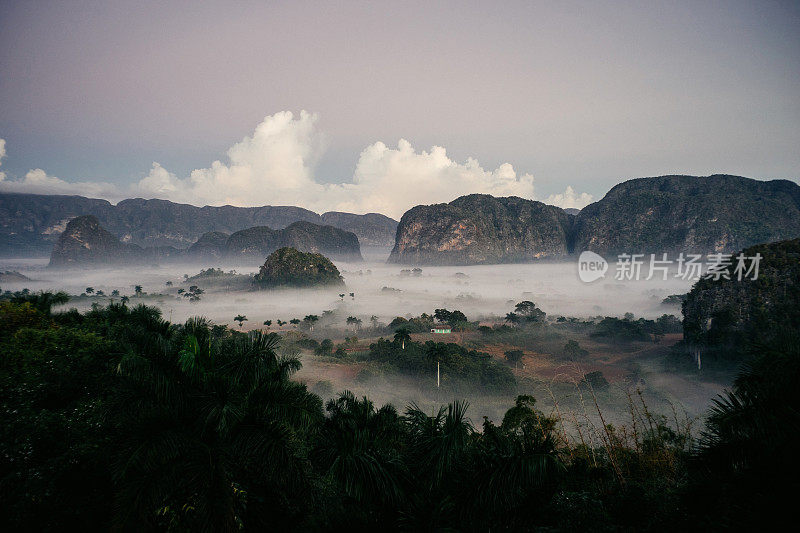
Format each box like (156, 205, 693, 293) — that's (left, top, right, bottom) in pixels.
(578, 251, 608, 283)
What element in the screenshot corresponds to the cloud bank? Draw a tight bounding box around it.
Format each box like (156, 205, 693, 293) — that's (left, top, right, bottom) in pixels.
(0, 113, 593, 218)
(544, 186, 594, 209)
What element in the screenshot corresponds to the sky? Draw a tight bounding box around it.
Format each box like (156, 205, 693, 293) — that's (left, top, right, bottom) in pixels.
(0, 0, 798, 218)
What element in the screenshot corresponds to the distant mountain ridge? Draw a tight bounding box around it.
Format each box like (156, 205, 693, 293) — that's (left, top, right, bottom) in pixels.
(0, 192, 397, 256)
(389, 175, 800, 265)
(50, 216, 362, 267)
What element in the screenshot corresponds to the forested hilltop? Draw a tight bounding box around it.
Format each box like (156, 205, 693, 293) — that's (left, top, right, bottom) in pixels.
(1, 290, 797, 530)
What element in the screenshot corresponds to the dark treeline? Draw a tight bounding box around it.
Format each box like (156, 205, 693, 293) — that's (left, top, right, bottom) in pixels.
(1, 293, 798, 531)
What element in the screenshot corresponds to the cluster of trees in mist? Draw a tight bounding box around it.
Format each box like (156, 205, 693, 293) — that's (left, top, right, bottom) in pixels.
(1, 291, 798, 530)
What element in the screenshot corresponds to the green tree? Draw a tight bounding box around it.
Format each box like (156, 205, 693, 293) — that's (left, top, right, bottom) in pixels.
(113, 325, 322, 530)
(85, 287, 94, 295)
(504, 349, 524, 368)
(315, 338, 334, 356)
(563, 339, 588, 359)
(315, 391, 405, 523)
(234, 314, 248, 328)
(303, 314, 319, 331)
(346, 316, 362, 331)
(9, 290, 69, 315)
(694, 341, 800, 528)
(394, 328, 411, 350)
(515, 301, 546, 323)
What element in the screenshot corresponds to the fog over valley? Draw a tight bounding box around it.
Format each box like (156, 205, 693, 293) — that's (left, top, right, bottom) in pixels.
(2, 2, 797, 528)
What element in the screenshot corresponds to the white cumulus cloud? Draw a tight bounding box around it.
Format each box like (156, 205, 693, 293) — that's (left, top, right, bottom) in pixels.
(327, 140, 536, 218)
(133, 110, 326, 207)
(131, 111, 537, 218)
(1, 113, 593, 218)
(0, 167, 120, 198)
(0, 137, 122, 198)
(545, 185, 594, 209)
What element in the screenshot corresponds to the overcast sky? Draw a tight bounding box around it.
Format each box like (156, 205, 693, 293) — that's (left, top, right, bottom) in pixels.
(1, 0, 798, 217)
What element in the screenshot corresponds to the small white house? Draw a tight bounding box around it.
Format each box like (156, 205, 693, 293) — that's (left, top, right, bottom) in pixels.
(431, 327, 452, 334)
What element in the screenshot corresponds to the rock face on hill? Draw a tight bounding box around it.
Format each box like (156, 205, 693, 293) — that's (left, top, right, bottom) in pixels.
(388, 175, 800, 265)
(388, 194, 574, 265)
(682, 238, 800, 355)
(574, 175, 800, 256)
(186, 231, 230, 259)
(0, 192, 397, 256)
(281, 221, 362, 261)
(253, 247, 344, 288)
(49, 215, 139, 267)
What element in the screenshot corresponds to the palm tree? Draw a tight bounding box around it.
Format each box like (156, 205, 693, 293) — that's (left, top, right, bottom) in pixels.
(505, 312, 521, 326)
(85, 287, 95, 295)
(404, 400, 473, 486)
(134, 285, 143, 296)
(289, 318, 300, 328)
(346, 316, 362, 332)
(398, 400, 474, 530)
(263, 320, 272, 329)
(339, 293, 345, 301)
(393, 328, 411, 350)
(697, 340, 800, 525)
(120, 295, 130, 305)
(370, 315, 379, 329)
(113, 323, 323, 530)
(303, 315, 319, 331)
(234, 314, 248, 328)
(315, 391, 406, 510)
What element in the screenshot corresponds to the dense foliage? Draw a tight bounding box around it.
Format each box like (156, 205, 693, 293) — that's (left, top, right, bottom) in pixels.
(1, 293, 796, 530)
(366, 336, 516, 392)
